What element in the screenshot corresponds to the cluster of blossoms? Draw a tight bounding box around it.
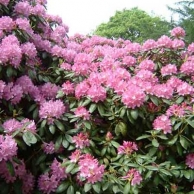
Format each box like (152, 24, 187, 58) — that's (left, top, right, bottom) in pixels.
(0, 159, 34, 193)
(118, 141, 138, 155)
(121, 168, 142, 186)
(2, 118, 36, 134)
(38, 159, 67, 194)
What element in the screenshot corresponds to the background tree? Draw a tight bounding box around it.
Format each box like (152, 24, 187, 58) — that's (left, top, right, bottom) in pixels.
(93, 7, 172, 43)
(168, 0, 194, 43)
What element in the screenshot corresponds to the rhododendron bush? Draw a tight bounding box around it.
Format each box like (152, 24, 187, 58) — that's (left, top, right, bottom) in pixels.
(1, 0, 194, 194)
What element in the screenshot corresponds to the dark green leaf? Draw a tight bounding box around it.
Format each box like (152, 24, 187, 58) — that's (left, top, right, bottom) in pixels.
(22, 131, 37, 146)
(92, 183, 101, 193)
(67, 185, 74, 194)
(49, 125, 56, 134)
(54, 120, 65, 132)
(55, 135, 63, 150)
(152, 139, 159, 147)
(84, 183, 92, 192)
(180, 135, 190, 149)
(130, 109, 138, 120)
(66, 163, 75, 173)
(123, 182, 131, 194)
(56, 182, 69, 193)
(89, 103, 97, 113)
(6, 160, 15, 176)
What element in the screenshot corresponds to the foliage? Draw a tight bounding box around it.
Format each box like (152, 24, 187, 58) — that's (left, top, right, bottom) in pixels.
(168, 0, 194, 44)
(94, 7, 172, 43)
(0, 0, 194, 194)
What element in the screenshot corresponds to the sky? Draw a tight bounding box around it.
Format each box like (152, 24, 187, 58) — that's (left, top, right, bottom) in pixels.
(47, 0, 180, 35)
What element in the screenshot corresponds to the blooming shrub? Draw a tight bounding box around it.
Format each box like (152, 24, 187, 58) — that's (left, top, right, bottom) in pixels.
(0, 0, 194, 194)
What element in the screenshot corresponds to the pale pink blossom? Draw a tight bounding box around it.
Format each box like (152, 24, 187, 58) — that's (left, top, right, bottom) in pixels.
(161, 64, 177, 76)
(78, 153, 104, 183)
(74, 106, 90, 120)
(118, 141, 138, 155)
(72, 132, 90, 149)
(171, 27, 185, 38)
(153, 115, 172, 134)
(62, 81, 74, 95)
(121, 168, 142, 186)
(186, 153, 194, 169)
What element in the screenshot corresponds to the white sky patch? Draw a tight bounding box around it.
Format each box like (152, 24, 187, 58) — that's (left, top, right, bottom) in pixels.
(47, 0, 180, 35)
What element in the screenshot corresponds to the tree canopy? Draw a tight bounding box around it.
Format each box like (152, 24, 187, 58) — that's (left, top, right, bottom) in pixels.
(94, 7, 172, 43)
(168, 0, 194, 43)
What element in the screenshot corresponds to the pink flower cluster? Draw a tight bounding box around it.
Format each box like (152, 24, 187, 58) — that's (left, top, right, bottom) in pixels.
(38, 159, 67, 194)
(74, 106, 90, 120)
(78, 153, 105, 183)
(153, 115, 172, 134)
(186, 153, 194, 169)
(0, 159, 34, 193)
(72, 132, 90, 149)
(39, 100, 66, 124)
(0, 135, 17, 161)
(2, 118, 36, 134)
(118, 141, 138, 155)
(121, 168, 142, 186)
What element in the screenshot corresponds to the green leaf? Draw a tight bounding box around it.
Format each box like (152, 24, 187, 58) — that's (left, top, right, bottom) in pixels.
(136, 134, 150, 140)
(180, 135, 190, 149)
(152, 139, 159, 147)
(89, 103, 97, 113)
(22, 131, 37, 146)
(130, 109, 138, 120)
(6, 160, 15, 176)
(183, 170, 190, 179)
(56, 182, 69, 193)
(150, 96, 159, 106)
(160, 168, 172, 176)
(102, 182, 110, 191)
(167, 135, 178, 145)
(92, 183, 101, 193)
(66, 163, 75, 173)
(84, 183, 92, 192)
(187, 119, 194, 128)
(67, 185, 74, 194)
(123, 182, 131, 194)
(115, 122, 127, 136)
(62, 139, 69, 148)
(97, 103, 105, 116)
(145, 165, 158, 171)
(49, 125, 56, 134)
(54, 120, 65, 132)
(176, 96, 184, 104)
(40, 119, 47, 128)
(56, 90, 64, 98)
(55, 135, 63, 150)
(111, 141, 120, 148)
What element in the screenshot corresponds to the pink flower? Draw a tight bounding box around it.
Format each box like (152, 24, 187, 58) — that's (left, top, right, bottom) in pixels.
(62, 81, 74, 95)
(0, 0, 10, 6)
(75, 80, 90, 99)
(121, 168, 142, 186)
(138, 59, 155, 71)
(142, 39, 157, 51)
(177, 82, 194, 96)
(171, 27, 185, 38)
(0, 16, 15, 31)
(21, 42, 37, 59)
(152, 84, 174, 99)
(38, 173, 59, 194)
(157, 35, 172, 48)
(188, 43, 194, 53)
(39, 100, 66, 124)
(186, 153, 194, 169)
(50, 158, 67, 181)
(72, 132, 90, 149)
(180, 61, 194, 76)
(172, 39, 185, 49)
(14, 1, 32, 17)
(21, 118, 36, 133)
(106, 132, 113, 141)
(0, 135, 18, 161)
(39, 82, 59, 100)
(43, 142, 55, 154)
(2, 118, 22, 133)
(153, 115, 172, 134)
(69, 149, 82, 163)
(74, 106, 90, 120)
(161, 64, 177, 76)
(78, 154, 105, 183)
(118, 141, 138, 155)
(121, 85, 146, 109)
(87, 84, 106, 103)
